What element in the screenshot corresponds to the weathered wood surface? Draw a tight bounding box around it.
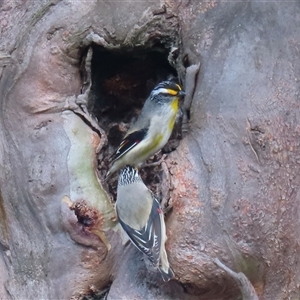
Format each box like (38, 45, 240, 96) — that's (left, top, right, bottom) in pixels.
(0, 1, 299, 299)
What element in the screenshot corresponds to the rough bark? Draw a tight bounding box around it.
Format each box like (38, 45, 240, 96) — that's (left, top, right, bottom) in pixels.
(0, 0, 300, 299)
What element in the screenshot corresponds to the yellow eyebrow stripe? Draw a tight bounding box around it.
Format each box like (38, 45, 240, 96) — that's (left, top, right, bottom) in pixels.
(166, 89, 178, 96)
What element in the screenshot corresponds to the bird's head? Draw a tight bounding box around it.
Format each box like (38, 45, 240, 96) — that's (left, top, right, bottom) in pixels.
(150, 81, 185, 105)
(118, 166, 142, 186)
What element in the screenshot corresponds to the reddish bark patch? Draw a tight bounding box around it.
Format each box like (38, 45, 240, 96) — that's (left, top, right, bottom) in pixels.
(69, 199, 105, 230)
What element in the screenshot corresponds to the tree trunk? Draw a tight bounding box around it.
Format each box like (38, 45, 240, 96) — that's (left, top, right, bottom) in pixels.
(1, 1, 299, 299)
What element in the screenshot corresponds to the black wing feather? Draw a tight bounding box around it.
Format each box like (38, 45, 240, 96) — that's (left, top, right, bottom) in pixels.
(111, 128, 148, 162)
(118, 197, 162, 266)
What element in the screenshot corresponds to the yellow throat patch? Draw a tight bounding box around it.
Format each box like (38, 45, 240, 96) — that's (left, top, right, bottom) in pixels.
(171, 98, 179, 111)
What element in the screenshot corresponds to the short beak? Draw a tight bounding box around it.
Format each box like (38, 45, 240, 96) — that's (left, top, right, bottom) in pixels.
(178, 90, 186, 98)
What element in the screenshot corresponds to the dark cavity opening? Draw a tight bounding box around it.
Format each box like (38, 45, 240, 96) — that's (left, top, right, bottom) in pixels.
(88, 44, 178, 195)
(89, 44, 176, 144)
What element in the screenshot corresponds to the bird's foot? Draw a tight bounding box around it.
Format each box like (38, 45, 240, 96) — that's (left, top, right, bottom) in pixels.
(142, 153, 167, 168)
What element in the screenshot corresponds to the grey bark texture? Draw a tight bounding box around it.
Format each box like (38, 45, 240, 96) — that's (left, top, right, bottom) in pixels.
(1, 0, 300, 299)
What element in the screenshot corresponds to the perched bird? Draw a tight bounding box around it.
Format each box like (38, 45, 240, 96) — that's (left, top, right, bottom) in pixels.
(116, 166, 175, 282)
(106, 81, 185, 178)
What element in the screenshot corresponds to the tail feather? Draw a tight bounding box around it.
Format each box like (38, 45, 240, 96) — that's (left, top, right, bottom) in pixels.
(104, 170, 111, 181)
(158, 266, 175, 282)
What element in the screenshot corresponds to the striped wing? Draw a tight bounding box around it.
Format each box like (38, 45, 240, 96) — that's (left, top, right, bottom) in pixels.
(110, 128, 148, 162)
(117, 196, 162, 266)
